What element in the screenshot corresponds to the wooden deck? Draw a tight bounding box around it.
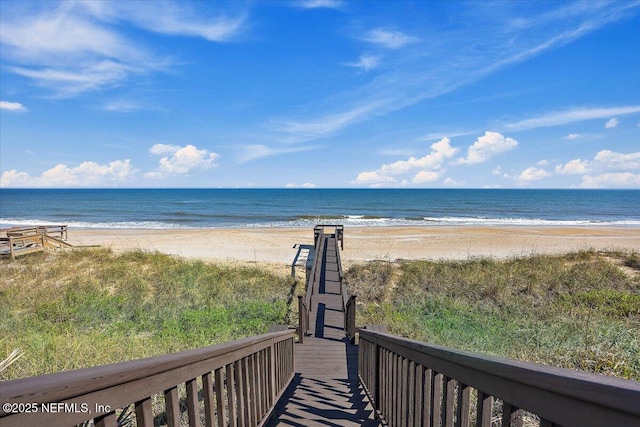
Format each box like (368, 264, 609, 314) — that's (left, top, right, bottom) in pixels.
(268, 234, 379, 426)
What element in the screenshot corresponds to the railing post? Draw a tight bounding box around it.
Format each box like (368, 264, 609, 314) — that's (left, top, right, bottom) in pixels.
(297, 295, 305, 343)
(346, 295, 356, 343)
(373, 339, 381, 416)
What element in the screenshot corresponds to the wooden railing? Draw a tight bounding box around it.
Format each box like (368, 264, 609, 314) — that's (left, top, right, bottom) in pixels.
(300, 225, 355, 342)
(338, 238, 356, 342)
(0, 330, 295, 427)
(313, 224, 344, 250)
(1, 225, 72, 259)
(4, 225, 68, 240)
(358, 327, 640, 427)
(298, 228, 327, 342)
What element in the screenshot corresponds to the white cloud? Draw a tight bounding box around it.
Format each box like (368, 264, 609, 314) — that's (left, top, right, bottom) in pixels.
(537, 159, 550, 167)
(605, 118, 620, 128)
(275, 102, 384, 142)
(103, 100, 158, 113)
(285, 182, 317, 188)
(555, 159, 589, 175)
(147, 144, 219, 177)
(272, 3, 639, 145)
(150, 143, 182, 155)
(565, 133, 581, 140)
(593, 150, 640, 170)
(443, 177, 466, 187)
(296, 0, 344, 9)
(492, 166, 502, 176)
(553, 149, 640, 187)
(504, 106, 640, 131)
(361, 29, 419, 49)
(346, 55, 380, 72)
(413, 170, 443, 183)
(99, 2, 245, 42)
(351, 171, 396, 185)
(352, 138, 457, 186)
(581, 173, 640, 188)
(514, 167, 550, 182)
(0, 159, 136, 188)
(0, 170, 32, 187)
(238, 144, 313, 163)
(380, 138, 457, 175)
(454, 132, 518, 165)
(0, 1, 244, 96)
(0, 100, 27, 111)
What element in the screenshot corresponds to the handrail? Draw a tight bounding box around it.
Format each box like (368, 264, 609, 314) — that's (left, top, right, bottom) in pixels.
(3, 234, 46, 260)
(297, 295, 308, 343)
(2, 225, 70, 260)
(1, 329, 296, 427)
(305, 230, 326, 313)
(314, 224, 344, 249)
(5, 225, 67, 240)
(358, 327, 640, 427)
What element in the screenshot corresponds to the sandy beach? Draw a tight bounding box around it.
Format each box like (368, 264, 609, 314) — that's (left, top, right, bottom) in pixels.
(67, 226, 640, 268)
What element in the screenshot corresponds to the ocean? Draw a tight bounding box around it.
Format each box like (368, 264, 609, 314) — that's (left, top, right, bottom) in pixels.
(0, 189, 639, 229)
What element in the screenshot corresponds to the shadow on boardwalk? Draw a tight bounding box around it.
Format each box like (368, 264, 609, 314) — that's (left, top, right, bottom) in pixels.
(267, 338, 378, 427)
(268, 232, 379, 426)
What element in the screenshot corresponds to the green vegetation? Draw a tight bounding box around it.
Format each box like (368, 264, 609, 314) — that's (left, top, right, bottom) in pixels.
(0, 249, 291, 380)
(345, 250, 640, 381)
(2, 248, 639, 382)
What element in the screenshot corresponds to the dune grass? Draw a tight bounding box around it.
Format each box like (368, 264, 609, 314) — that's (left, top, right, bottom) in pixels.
(0, 248, 292, 380)
(2, 247, 639, 382)
(345, 249, 640, 380)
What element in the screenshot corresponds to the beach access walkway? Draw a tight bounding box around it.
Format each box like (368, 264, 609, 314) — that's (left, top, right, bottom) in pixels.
(268, 226, 378, 426)
(2, 225, 638, 427)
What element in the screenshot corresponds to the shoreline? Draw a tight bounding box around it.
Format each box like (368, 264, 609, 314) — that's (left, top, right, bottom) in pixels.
(66, 226, 640, 267)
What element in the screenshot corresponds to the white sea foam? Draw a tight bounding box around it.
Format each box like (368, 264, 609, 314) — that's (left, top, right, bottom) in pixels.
(3, 216, 639, 230)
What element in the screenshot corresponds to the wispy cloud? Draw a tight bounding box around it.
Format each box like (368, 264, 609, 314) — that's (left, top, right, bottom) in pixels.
(0, 1, 246, 96)
(81, 1, 246, 42)
(277, 2, 640, 144)
(361, 29, 419, 49)
(504, 106, 640, 131)
(345, 55, 380, 72)
(0, 100, 27, 112)
(102, 99, 164, 113)
(237, 144, 314, 163)
(273, 101, 385, 142)
(605, 118, 620, 128)
(296, 0, 344, 10)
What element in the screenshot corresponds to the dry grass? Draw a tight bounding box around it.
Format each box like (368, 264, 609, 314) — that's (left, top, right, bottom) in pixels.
(0, 248, 293, 380)
(346, 249, 640, 380)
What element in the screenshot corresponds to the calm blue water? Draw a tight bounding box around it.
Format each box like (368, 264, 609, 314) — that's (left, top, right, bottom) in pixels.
(0, 189, 639, 229)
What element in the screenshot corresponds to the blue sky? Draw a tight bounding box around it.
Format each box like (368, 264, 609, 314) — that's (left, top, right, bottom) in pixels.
(1, 0, 639, 189)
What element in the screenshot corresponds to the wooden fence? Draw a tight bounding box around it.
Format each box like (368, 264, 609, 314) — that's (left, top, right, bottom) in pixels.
(358, 327, 640, 427)
(1, 225, 72, 260)
(0, 330, 295, 427)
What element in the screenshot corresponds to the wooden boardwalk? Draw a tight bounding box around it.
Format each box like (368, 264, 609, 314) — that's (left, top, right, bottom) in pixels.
(268, 234, 379, 426)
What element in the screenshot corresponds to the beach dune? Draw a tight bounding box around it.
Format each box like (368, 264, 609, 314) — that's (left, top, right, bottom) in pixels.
(67, 226, 640, 266)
